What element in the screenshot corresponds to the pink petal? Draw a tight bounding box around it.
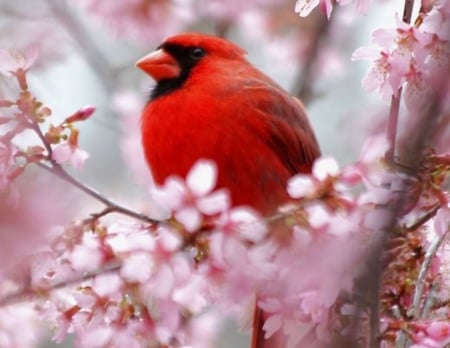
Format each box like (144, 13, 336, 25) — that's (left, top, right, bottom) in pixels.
(230, 207, 267, 242)
(70, 245, 102, 272)
(434, 208, 450, 237)
(151, 177, 186, 210)
(197, 189, 230, 215)
(175, 206, 202, 232)
(295, 0, 320, 17)
(153, 264, 175, 298)
(70, 148, 89, 170)
(121, 253, 153, 282)
(263, 314, 282, 339)
(51, 144, 72, 165)
(287, 175, 315, 198)
(312, 157, 339, 180)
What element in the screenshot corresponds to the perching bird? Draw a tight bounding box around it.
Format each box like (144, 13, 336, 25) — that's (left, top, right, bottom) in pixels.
(137, 32, 320, 348)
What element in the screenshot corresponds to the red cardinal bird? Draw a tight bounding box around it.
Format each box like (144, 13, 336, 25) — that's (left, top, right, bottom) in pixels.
(137, 33, 320, 348)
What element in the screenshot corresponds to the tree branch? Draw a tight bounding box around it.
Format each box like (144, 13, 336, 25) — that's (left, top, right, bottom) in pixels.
(0, 260, 122, 307)
(408, 229, 448, 319)
(34, 161, 161, 224)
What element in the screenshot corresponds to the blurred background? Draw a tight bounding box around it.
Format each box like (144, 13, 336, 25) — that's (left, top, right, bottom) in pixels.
(0, 0, 401, 346)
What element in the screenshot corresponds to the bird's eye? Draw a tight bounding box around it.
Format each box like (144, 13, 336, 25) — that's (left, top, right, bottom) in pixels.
(189, 47, 205, 60)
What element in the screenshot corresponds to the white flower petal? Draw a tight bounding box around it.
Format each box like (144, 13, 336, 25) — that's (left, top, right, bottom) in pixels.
(313, 157, 339, 180)
(287, 175, 315, 198)
(175, 207, 201, 232)
(186, 159, 217, 196)
(197, 189, 230, 215)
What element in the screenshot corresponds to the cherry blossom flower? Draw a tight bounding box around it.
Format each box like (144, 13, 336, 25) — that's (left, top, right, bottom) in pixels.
(51, 124, 89, 170)
(151, 160, 230, 231)
(287, 156, 340, 199)
(52, 143, 89, 170)
(0, 46, 38, 76)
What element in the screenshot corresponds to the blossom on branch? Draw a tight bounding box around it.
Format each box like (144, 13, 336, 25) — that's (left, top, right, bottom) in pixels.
(151, 159, 230, 231)
(295, 0, 371, 19)
(51, 128, 89, 170)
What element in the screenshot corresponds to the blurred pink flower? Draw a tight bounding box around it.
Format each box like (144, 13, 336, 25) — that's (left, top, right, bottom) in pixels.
(0, 138, 17, 191)
(425, 321, 450, 345)
(0, 304, 44, 348)
(69, 236, 104, 273)
(0, 46, 38, 76)
(114, 90, 152, 188)
(78, 0, 193, 45)
(0, 174, 78, 285)
(52, 143, 89, 170)
(287, 157, 340, 199)
(296, 0, 371, 18)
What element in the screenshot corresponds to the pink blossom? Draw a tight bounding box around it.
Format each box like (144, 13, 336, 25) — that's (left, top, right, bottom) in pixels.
(180, 311, 221, 348)
(114, 90, 152, 189)
(69, 238, 104, 273)
(433, 207, 450, 237)
(120, 252, 154, 283)
(287, 157, 340, 199)
(0, 45, 38, 76)
(287, 175, 315, 198)
(426, 321, 450, 343)
(0, 304, 44, 348)
(0, 139, 17, 191)
(78, 0, 193, 45)
(52, 143, 89, 170)
(312, 157, 340, 180)
(151, 160, 230, 231)
(352, 46, 409, 98)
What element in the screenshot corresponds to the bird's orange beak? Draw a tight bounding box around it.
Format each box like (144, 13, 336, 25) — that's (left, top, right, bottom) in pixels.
(136, 49, 181, 81)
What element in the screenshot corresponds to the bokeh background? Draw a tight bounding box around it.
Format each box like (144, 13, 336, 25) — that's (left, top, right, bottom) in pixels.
(0, 0, 402, 346)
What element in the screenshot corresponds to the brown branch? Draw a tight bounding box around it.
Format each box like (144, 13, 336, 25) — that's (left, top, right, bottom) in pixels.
(34, 161, 161, 225)
(405, 203, 441, 231)
(0, 260, 122, 307)
(386, 93, 402, 163)
(408, 230, 448, 319)
(291, 13, 332, 103)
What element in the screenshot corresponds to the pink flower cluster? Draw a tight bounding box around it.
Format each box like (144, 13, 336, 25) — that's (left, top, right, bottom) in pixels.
(352, 1, 450, 109)
(29, 128, 443, 348)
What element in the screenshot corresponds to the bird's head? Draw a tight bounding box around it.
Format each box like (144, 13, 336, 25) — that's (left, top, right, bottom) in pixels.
(136, 33, 247, 100)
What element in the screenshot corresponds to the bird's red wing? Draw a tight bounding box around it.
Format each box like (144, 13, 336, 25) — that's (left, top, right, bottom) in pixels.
(241, 83, 321, 175)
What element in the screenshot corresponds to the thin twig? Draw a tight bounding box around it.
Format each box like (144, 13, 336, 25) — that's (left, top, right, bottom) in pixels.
(405, 203, 441, 231)
(408, 229, 448, 319)
(45, 0, 114, 90)
(386, 93, 402, 163)
(0, 260, 122, 307)
(385, 0, 414, 164)
(35, 161, 161, 225)
(291, 13, 332, 103)
(420, 281, 438, 319)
